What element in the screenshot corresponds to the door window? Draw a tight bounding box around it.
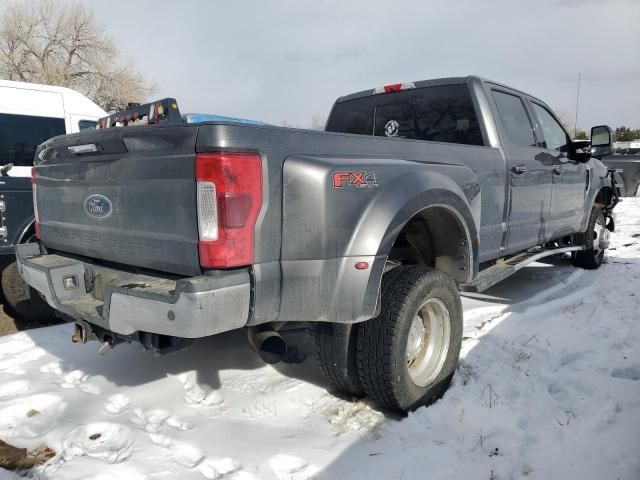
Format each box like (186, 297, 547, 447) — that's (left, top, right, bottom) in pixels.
(491, 91, 536, 147)
(531, 103, 570, 152)
(0, 113, 65, 166)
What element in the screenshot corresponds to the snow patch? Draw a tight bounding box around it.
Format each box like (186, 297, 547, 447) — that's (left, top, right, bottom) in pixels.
(61, 423, 134, 463)
(0, 198, 638, 480)
(0, 393, 67, 438)
(269, 454, 320, 480)
(611, 365, 640, 381)
(129, 407, 172, 433)
(198, 457, 241, 478)
(40, 361, 64, 375)
(176, 371, 225, 406)
(104, 393, 131, 414)
(166, 415, 194, 431)
(0, 379, 29, 399)
(147, 432, 204, 468)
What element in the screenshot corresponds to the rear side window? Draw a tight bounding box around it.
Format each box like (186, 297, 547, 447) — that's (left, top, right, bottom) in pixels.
(78, 120, 97, 131)
(491, 91, 536, 147)
(326, 84, 484, 146)
(0, 113, 65, 166)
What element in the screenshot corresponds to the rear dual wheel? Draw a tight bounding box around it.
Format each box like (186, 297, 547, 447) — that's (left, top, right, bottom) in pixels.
(315, 266, 462, 412)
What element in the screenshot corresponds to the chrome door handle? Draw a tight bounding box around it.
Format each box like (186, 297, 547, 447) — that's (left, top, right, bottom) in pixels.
(553, 166, 563, 175)
(512, 165, 528, 175)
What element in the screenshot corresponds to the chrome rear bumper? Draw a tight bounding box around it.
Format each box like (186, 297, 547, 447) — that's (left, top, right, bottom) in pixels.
(16, 243, 250, 339)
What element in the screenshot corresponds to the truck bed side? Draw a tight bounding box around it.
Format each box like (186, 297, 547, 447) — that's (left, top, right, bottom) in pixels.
(195, 123, 505, 324)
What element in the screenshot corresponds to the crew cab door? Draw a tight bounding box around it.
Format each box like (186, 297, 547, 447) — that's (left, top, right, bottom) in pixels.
(529, 101, 586, 236)
(490, 89, 553, 254)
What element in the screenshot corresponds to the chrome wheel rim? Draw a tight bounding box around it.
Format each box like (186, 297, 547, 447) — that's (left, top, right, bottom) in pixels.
(593, 212, 609, 255)
(406, 298, 451, 387)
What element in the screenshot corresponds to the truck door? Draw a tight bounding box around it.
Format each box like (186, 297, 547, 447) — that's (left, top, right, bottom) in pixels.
(490, 89, 553, 254)
(529, 101, 586, 236)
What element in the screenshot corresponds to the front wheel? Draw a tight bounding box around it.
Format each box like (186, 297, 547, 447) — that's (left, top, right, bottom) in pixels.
(356, 266, 463, 412)
(572, 207, 608, 270)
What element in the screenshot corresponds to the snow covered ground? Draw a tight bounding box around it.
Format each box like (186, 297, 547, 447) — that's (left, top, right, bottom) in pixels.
(1, 198, 639, 480)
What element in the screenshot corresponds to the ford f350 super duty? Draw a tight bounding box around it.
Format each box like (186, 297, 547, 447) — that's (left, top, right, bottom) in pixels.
(17, 77, 618, 412)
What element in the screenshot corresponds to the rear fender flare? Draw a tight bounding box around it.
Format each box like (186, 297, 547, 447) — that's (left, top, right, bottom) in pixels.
(346, 170, 479, 319)
(350, 174, 480, 316)
(346, 169, 479, 262)
(377, 189, 478, 272)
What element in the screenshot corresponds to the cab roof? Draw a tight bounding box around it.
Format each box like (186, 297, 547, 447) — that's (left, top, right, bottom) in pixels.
(335, 75, 540, 104)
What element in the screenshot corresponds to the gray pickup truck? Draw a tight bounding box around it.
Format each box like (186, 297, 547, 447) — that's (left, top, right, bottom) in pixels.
(17, 77, 618, 412)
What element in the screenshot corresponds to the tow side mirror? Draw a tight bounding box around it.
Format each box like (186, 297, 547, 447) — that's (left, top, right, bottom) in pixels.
(590, 125, 615, 158)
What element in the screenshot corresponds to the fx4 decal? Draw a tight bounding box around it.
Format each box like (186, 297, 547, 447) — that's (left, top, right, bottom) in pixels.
(332, 171, 379, 189)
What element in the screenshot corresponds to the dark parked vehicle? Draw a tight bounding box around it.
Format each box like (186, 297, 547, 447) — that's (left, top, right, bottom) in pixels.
(600, 153, 640, 197)
(17, 77, 618, 412)
(0, 174, 50, 320)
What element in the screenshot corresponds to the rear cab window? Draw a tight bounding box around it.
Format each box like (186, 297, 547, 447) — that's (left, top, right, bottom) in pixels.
(0, 113, 65, 166)
(326, 84, 485, 146)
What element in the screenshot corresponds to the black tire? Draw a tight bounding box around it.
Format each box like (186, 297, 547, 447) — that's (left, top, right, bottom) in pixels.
(1, 260, 55, 323)
(572, 207, 607, 270)
(314, 322, 363, 397)
(356, 266, 463, 412)
(314, 265, 408, 398)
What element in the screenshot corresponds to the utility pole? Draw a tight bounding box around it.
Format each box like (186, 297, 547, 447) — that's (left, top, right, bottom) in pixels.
(574, 72, 581, 137)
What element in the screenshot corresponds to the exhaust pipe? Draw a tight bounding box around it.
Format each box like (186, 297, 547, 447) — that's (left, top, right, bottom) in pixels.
(247, 326, 288, 364)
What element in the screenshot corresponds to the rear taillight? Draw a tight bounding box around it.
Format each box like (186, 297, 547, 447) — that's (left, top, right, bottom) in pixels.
(31, 167, 40, 238)
(196, 152, 263, 268)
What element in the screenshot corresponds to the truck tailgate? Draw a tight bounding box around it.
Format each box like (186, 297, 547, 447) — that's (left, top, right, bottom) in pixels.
(34, 125, 201, 276)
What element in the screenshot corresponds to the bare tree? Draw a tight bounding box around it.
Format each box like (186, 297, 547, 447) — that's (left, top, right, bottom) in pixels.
(0, 0, 153, 110)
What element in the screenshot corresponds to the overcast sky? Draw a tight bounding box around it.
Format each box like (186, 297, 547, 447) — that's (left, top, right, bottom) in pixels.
(79, 0, 638, 129)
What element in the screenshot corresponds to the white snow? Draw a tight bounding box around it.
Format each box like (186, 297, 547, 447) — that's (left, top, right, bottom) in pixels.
(1, 198, 639, 479)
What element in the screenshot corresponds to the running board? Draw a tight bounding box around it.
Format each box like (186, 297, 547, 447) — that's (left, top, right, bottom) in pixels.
(459, 246, 583, 293)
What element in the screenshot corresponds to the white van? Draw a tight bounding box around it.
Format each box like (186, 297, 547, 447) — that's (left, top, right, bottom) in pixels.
(0, 80, 106, 323)
(0, 80, 106, 177)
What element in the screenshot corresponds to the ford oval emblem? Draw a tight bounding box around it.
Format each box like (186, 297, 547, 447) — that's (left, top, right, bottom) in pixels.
(84, 194, 112, 219)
